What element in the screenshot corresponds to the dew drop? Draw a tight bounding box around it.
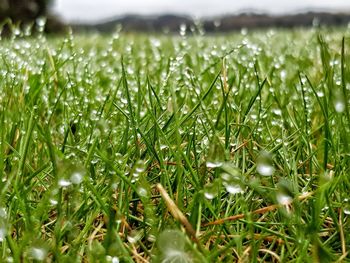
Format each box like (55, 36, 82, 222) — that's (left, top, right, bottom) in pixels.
(280, 70, 286, 79)
(163, 249, 189, 262)
(206, 136, 225, 168)
(147, 234, 156, 243)
(115, 153, 123, 164)
(221, 171, 243, 194)
(256, 151, 275, 176)
(272, 108, 282, 116)
(257, 163, 274, 176)
(250, 114, 258, 120)
(179, 24, 187, 36)
(36, 17, 47, 27)
(158, 229, 186, 253)
(30, 247, 47, 261)
(214, 20, 221, 28)
(204, 183, 218, 200)
(0, 226, 6, 242)
(58, 179, 71, 187)
(134, 160, 146, 174)
(70, 171, 83, 185)
(322, 206, 329, 212)
(344, 199, 350, 215)
(316, 91, 324, 97)
(127, 230, 142, 244)
(91, 158, 99, 165)
(276, 179, 294, 206)
(160, 144, 168, 150)
(136, 187, 148, 198)
(157, 229, 191, 262)
(344, 207, 350, 215)
(276, 192, 293, 205)
(49, 199, 58, 206)
(0, 207, 7, 218)
(334, 100, 345, 113)
(106, 256, 120, 263)
(224, 183, 244, 195)
(13, 28, 21, 36)
(206, 161, 223, 168)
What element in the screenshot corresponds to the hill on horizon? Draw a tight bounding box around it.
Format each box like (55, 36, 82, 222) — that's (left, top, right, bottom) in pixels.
(71, 11, 350, 33)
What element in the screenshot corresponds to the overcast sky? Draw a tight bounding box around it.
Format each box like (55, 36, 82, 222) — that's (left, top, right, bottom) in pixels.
(52, 0, 350, 23)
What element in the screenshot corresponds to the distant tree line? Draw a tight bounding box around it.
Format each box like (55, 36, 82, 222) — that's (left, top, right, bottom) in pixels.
(0, 0, 50, 21)
(0, 0, 64, 33)
(73, 12, 350, 33)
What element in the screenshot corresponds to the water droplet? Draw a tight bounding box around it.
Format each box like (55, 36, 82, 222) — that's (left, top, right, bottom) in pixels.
(276, 179, 294, 205)
(35, 17, 47, 33)
(136, 187, 148, 198)
(250, 114, 258, 120)
(131, 160, 146, 181)
(127, 229, 142, 244)
(91, 158, 99, 165)
(256, 151, 275, 176)
(158, 229, 186, 253)
(221, 170, 244, 194)
(204, 183, 219, 200)
(147, 234, 156, 243)
(58, 179, 71, 188)
(50, 198, 58, 206)
(276, 193, 293, 205)
(36, 17, 47, 27)
(223, 183, 244, 195)
(157, 229, 191, 262)
(163, 249, 189, 262)
(241, 28, 248, 35)
(344, 199, 350, 215)
(134, 160, 146, 173)
(206, 161, 223, 168)
(179, 24, 187, 36)
(272, 108, 282, 116)
(70, 171, 83, 185)
(206, 136, 225, 169)
(114, 153, 123, 165)
(316, 91, 324, 97)
(280, 70, 286, 79)
(106, 256, 120, 263)
(214, 20, 221, 28)
(13, 28, 21, 36)
(30, 247, 47, 261)
(160, 144, 168, 150)
(0, 207, 7, 218)
(0, 226, 6, 242)
(334, 100, 345, 113)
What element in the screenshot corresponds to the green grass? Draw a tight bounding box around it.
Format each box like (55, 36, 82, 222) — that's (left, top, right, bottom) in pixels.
(0, 26, 350, 262)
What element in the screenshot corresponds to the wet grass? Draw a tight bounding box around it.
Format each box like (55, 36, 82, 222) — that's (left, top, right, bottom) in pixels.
(0, 26, 350, 262)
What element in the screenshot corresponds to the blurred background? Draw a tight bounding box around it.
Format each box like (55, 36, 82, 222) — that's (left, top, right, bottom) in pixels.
(1, 0, 350, 33)
(53, 0, 350, 23)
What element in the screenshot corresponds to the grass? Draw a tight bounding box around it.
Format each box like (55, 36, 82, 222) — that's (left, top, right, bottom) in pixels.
(0, 25, 349, 262)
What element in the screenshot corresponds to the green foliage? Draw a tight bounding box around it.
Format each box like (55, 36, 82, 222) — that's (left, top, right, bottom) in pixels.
(0, 27, 349, 262)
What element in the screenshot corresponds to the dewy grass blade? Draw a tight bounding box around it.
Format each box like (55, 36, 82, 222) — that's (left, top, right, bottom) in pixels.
(305, 75, 333, 170)
(16, 108, 36, 185)
(341, 37, 350, 127)
(180, 71, 221, 126)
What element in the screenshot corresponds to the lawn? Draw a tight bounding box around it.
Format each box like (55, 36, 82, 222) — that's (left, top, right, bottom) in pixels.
(0, 26, 349, 262)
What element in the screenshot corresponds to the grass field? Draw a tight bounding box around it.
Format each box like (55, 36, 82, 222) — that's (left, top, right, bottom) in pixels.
(0, 26, 350, 262)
